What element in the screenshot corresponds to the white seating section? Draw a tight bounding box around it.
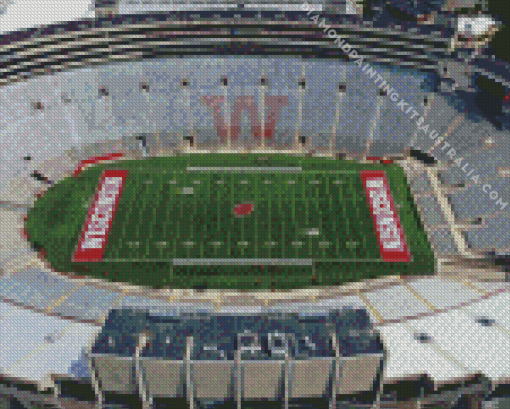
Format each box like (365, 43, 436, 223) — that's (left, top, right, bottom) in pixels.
(8, 321, 101, 390)
(0, 56, 508, 250)
(0, 0, 95, 35)
(2, 265, 509, 390)
(0, 210, 37, 271)
(409, 308, 510, 385)
(0, 303, 75, 373)
(378, 322, 471, 385)
(0, 268, 81, 311)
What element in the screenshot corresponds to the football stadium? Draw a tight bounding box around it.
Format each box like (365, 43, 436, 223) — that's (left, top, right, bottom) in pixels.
(26, 154, 435, 289)
(1, 0, 510, 409)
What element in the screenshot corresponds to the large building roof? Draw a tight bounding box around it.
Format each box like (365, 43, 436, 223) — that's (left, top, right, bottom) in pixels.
(0, 0, 95, 35)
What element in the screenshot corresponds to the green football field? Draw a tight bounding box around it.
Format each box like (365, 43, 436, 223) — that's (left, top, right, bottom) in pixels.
(26, 154, 436, 289)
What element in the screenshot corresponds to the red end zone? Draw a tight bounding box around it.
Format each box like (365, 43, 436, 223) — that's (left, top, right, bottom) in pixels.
(73, 170, 128, 262)
(361, 171, 411, 262)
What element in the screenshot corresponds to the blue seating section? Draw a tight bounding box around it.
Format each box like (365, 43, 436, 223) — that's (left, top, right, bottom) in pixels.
(330, 308, 382, 357)
(91, 308, 148, 356)
(466, 215, 510, 251)
(0, 269, 80, 311)
(142, 328, 189, 360)
(94, 307, 383, 361)
(473, 56, 510, 89)
(91, 331, 138, 357)
(51, 286, 124, 321)
(385, 0, 446, 17)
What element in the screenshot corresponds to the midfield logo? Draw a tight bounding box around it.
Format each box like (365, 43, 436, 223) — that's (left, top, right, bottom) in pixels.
(201, 95, 289, 143)
(234, 202, 254, 217)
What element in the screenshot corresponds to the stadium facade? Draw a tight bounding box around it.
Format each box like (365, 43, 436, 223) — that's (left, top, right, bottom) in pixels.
(1, 0, 510, 409)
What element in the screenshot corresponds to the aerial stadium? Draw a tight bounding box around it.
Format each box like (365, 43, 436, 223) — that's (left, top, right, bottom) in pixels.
(0, 0, 510, 408)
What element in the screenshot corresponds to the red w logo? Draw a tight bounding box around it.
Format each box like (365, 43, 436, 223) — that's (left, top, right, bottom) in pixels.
(201, 95, 289, 143)
(234, 203, 254, 217)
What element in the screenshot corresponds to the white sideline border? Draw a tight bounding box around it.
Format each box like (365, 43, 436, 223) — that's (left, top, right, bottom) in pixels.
(101, 258, 386, 263)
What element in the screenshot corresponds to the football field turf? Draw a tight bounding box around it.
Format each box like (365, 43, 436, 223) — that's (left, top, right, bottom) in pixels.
(26, 154, 436, 289)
